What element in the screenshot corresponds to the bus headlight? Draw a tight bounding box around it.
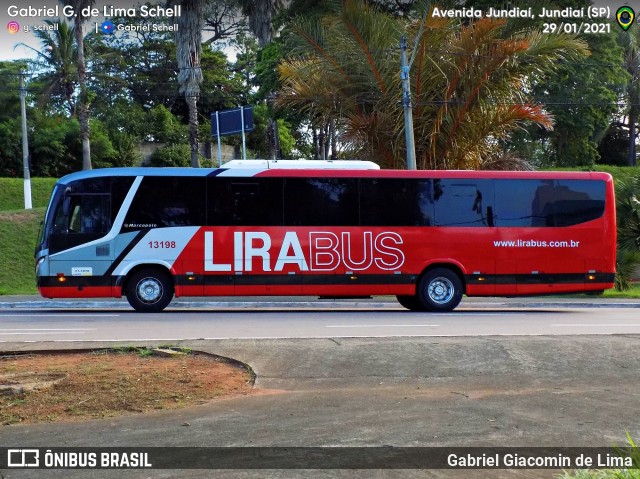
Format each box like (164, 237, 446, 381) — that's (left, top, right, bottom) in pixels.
(35, 256, 46, 273)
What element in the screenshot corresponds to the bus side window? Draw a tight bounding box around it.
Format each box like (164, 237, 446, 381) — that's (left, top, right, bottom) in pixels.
(360, 179, 433, 226)
(124, 177, 205, 229)
(79, 197, 110, 233)
(60, 195, 110, 234)
(493, 179, 605, 227)
(208, 178, 283, 226)
(433, 179, 493, 227)
(284, 178, 357, 226)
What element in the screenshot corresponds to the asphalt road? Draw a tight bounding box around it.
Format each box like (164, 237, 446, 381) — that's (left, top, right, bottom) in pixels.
(1, 307, 640, 341)
(1, 297, 640, 479)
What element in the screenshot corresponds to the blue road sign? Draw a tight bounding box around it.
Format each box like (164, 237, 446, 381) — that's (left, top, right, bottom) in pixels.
(211, 107, 254, 136)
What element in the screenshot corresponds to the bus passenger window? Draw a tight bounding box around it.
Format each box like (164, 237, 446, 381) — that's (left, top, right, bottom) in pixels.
(433, 179, 493, 227)
(360, 179, 433, 226)
(284, 178, 357, 226)
(124, 177, 205, 229)
(494, 179, 606, 227)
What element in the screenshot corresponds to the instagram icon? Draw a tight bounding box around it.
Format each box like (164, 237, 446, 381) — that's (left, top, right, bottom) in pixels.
(6, 21, 20, 34)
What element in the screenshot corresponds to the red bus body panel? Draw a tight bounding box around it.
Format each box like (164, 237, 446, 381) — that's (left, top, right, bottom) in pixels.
(37, 169, 617, 302)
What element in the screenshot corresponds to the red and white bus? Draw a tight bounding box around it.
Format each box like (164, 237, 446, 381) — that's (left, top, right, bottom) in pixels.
(35, 160, 616, 312)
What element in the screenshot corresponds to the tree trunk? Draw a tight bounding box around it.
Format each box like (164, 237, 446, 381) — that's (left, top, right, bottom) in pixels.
(174, 0, 203, 167)
(312, 128, 319, 160)
(187, 95, 200, 168)
(75, 17, 91, 170)
(319, 128, 326, 161)
(330, 120, 337, 160)
(630, 106, 637, 167)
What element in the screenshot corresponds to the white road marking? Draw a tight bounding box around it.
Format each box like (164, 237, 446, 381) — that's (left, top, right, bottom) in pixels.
(0, 329, 95, 331)
(553, 324, 640, 327)
(326, 324, 440, 328)
(0, 332, 90, 335)
(0, 314, 120, 317)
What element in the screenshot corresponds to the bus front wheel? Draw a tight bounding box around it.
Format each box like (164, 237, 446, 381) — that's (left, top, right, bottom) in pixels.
(417, 268, 463, 312)
(125, 269, 174, 313)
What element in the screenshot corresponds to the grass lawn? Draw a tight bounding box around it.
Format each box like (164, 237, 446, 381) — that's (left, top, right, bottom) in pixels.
(0, 208, 43, 295)
(603, 283, 640, 299)
(0, 178, 55, 295)
(0, 177, 57, 211)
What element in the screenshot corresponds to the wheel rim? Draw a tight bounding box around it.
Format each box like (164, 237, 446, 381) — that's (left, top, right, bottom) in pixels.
(427, 277, 454, 305)
(136, 278, 162, 304)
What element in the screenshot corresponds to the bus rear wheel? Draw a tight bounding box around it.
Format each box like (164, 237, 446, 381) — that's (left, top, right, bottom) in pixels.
(126, 268, 174, 313)
(417, 268, 463, 312)
(396, 295, 425, 311)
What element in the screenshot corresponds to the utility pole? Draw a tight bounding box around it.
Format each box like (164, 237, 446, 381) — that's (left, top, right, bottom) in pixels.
(19, 72, 32, 209)
(400, 36, 417, 170)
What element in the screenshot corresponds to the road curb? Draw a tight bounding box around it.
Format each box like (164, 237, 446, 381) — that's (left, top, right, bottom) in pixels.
(0, 298, 639, 309)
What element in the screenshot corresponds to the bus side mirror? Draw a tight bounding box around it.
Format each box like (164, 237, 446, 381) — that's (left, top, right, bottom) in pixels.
(62, 187, 72, 216)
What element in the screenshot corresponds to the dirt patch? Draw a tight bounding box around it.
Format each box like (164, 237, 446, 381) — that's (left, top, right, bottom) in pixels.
(0, 210, 41, 223)
(0, 348, 255, 425)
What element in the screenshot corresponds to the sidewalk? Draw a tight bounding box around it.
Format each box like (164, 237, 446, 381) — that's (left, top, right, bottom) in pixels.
(0, 294, 639, 309)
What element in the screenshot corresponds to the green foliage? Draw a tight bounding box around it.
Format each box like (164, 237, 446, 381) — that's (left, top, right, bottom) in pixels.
(200, 48, 246, 114)
(598, 123, 631, 166)
(28, 113, 82, 176)
(23, 20, 78, 116)
(558, 433, 640, 478)
(277, 118, 295, 157)
(0, 62, 25, 122)
(147, 144, 192, 167)
(0, 119, 23, 177)
(88, 119, 119, 168)
(147, 105, 188, 144)
(615, 174, 640, 290)
(527, 28, 627, 167)
(279, 0, 589, 168)
(253, 41, 283, 102)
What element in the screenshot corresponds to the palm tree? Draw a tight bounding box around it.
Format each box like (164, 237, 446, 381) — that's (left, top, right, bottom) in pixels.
(18, 20, 78, 116)
(60, 0, 94, 170)
(615, 175, 640, 290)
(169, 0, 204, 168)
(620, 28, 640, 167)
(277, 1, 589, 169)
(239, 0, 284, 47)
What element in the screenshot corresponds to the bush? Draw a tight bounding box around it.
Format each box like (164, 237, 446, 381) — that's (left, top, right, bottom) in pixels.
(147, 144, 191, 167)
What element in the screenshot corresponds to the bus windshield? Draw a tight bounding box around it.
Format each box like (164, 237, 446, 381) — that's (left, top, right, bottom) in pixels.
(40, 184, 111, 255)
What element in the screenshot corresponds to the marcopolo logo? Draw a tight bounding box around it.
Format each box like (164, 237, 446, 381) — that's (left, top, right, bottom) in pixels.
(8, 449, 40, 467)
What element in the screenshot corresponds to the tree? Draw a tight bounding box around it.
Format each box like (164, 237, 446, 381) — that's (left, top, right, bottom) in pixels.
(203, 0, 248, 46)
(171, 0, 204, 167)
(620, 28, 640, 167)
(60, 0, 95, 170)
(615, 175, 640, 290)
(239, 0, 284, 47)
(515, 29, 627, 168)
(277, 1, 588, 169)
(18, 20, 78, 116)
(85, 15, 178, 109)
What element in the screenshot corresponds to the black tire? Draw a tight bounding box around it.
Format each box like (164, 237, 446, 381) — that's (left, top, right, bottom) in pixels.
(396, 295, 425, 311)
(416, 268, 463, 312)
(125, 268, 174, 313)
